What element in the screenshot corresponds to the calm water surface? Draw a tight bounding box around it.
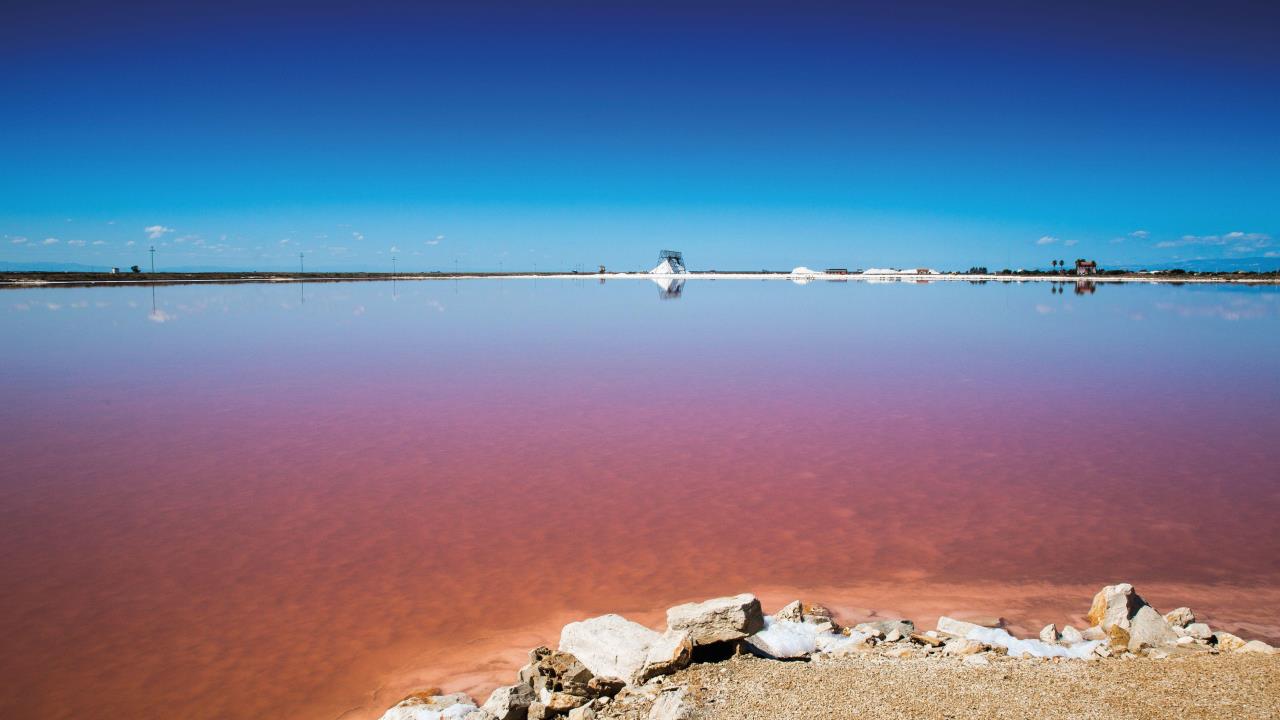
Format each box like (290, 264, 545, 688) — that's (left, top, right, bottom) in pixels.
(2, 278, 1278, 719)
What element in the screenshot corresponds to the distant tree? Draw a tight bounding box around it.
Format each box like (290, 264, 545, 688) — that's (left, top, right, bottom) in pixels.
(130, 265, 140, 273)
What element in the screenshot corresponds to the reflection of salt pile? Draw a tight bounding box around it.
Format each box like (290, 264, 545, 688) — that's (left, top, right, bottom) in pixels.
(651, 276, 685, 299)
(650, 250, 688, 275)
(789, 266, 821, 285)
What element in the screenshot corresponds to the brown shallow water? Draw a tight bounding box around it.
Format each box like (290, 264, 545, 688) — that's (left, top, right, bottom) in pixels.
(1, 279, 1278, 719)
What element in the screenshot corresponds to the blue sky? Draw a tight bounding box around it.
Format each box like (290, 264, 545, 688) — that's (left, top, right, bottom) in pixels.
(2, 0, 1278, 271)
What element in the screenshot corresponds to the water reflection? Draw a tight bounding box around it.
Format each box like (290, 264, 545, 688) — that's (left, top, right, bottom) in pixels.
(652, 276, 685, 300)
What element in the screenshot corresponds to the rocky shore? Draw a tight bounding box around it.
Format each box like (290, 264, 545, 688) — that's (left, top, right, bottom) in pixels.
(378, 584, 1279, 720)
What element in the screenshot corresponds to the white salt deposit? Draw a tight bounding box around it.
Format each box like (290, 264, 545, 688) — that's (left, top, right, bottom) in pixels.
(746, 617, 869, 658)
(378, 701, 479, 720)
(650, 258, 688, 275)
(961, 626, 1100, 660)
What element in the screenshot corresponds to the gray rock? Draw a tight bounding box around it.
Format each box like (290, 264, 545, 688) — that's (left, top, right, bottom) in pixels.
(1039, 624, 1058, 643)
(560, 614, 661, 685)
(1164, 607, 1195, 628)
(666, 593, 764, 645)
(567, 707, 596, 720)
(1060, 625, 1084, 644)
(483, 684, 536, 720)
(647, 687, 694, 720)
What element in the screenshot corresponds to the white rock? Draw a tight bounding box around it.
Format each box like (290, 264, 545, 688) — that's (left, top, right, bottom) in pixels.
(937, 616, 985, 638)
(1238, 640, 1276, 654)
(567, 706, 596, 720)
(1213, 631, 1246, 651)
(1127, 605, 1177, 650)
(962, 654, 990, 666)
(379, 693, 479, 720)
(1185, 623, 1212, 640)
(1060, 626, 1084, 644)
(1176, 635, 1196, 645)
(647, 687, 693, 720)
(666, 594, 764, 645)
(1039, 624, 1058, 643)
(560, 614, 661, 684)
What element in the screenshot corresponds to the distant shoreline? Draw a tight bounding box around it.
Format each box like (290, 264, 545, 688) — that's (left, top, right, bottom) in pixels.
(3, 270, 1279, 288)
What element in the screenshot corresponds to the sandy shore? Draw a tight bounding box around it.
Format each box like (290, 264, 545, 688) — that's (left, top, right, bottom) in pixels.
(630, 651, 1280, 719)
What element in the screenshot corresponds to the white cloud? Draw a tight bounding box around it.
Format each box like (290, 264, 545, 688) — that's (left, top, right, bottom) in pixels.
(426, 238, 441, 245)
(352, 231, 364, 241)
(42, 237, 59, 245)
(279, 238, 291, 245)
(1129, 229, 1149, 239)
(68, 239, 86, 247)
(144, 225, 174, 239)
(126, 240, 136, 246)
(1064, 239, 1079, 247)
(389, 245, 400, 253)
(1110, 237, 1125, 244)
(9, 236, 28, 244)
(92, 240, 107, 245)
(1036, 236, 1058, 245)
(1156, 231, 1271, 250)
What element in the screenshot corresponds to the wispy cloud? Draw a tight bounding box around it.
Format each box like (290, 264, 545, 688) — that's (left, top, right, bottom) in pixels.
(9, 236, 28, 244)
(67, 239, 86, 247)
(389, 245, 400, 253)
(1155, 231, 1271, 251)
(352, 231, 364, 241)
(92, 240, 107, 245)
(1064, 239, 1079, 247)
(1129, 229, 1149, 239)
(145, 225, 174, 239)
(1036, 235, 1058, 245)
(42, 237, 59, 245)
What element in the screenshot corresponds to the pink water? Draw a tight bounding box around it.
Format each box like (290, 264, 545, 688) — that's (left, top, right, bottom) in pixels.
(2, 279, 1278, 719)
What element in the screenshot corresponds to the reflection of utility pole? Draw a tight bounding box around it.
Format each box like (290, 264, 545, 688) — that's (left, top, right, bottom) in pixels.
(299, 252, 305, 273)
(149, 245, 155, 273)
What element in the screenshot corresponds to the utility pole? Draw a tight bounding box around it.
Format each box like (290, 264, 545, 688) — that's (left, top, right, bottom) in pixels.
(149, 245, 155, 273)
(299, 252, 305, 273)
(392, 256, 397, 275)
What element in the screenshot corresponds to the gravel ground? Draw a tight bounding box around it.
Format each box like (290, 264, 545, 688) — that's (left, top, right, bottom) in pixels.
(603, 651, 1280, 719)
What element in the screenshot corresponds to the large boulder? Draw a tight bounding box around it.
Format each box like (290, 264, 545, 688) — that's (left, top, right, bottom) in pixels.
(379, 692, 480, 720)
(482, 685, 535, 720)
(560, 614, 661, 685)
(1085, 583, 1176, 651)
(666, 594, 764, 645)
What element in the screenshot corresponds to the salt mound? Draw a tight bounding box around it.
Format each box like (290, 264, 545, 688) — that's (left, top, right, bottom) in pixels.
(650, 259, 688, 275)
(790, 266, 820, 275)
